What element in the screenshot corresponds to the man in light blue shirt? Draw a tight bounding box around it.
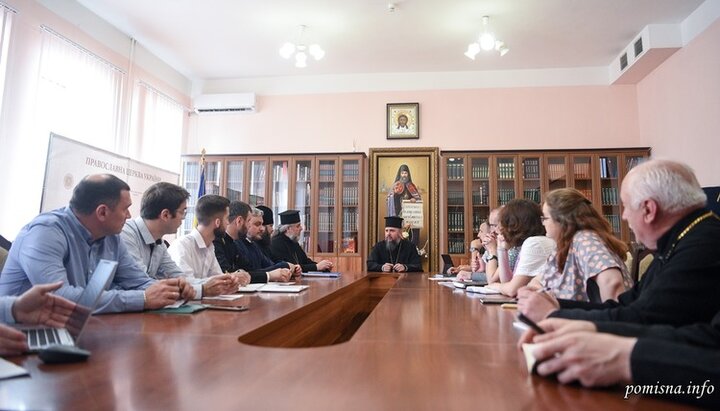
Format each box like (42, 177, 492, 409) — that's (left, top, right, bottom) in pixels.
(0, 174, 191, 313)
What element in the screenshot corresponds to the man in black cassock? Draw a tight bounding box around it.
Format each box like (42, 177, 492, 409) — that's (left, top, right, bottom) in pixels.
(367, 216, 422, 272)
(271, 210, 334, 272)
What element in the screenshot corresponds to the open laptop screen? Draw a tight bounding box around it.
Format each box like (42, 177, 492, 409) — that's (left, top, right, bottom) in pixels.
(65, 259, 117, 340)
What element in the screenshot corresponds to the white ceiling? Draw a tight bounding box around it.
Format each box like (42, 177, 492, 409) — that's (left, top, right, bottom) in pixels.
(76, 0, 704, 82)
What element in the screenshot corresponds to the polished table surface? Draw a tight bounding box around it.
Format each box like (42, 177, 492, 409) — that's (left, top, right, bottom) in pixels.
(0, 273, 688, 410)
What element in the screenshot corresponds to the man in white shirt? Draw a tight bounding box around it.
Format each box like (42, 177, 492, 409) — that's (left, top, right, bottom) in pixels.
(168, 195, 249, 297)
(122, 182, 203, 299)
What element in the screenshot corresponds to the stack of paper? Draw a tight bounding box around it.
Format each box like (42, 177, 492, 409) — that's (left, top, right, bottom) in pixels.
(466, 286, 501, 294)
(260, 284, 309, 293)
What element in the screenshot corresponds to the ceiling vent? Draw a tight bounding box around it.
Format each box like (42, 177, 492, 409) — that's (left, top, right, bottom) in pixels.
(193, 93, 256, 113)
(610, 24, 682, 85)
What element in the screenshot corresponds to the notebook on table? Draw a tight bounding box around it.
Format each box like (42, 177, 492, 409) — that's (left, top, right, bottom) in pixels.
(16, 259, 118, 352)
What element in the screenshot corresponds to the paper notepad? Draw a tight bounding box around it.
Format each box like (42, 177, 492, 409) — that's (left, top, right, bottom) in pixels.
(203, 294, 246, 301)
(260, 284, 309, 293)
(0, 358, 29, 380)
(466, 286, 501, 294)
(237, 284, 266, 293)
(521, 343, 540, 374)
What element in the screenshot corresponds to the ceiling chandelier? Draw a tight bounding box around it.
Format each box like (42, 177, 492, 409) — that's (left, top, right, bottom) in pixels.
(465, 16, 509, 59)
(279, 25, 325, 68)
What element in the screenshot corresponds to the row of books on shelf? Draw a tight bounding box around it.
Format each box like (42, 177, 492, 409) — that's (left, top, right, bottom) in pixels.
(318, 163, 336, 181)
(471, 164, 490, 179)
(317, 212, 335, 232)
(601, 187, 619, 205)
(448, 240, 465, 254)
(272, 163, 288, 182)
(547, 163, 566, 180)
(472, 214, 488, 233)
(342, 186, 360, 206)
(573, 162, 592, 179)
(604, 214, 621, 233)
(448, 191, 464, 206)
(342, 162, 360, 181)
(447, 211, 465, 232)
(599, 157, 618, 179)
(523, 158, 541, 179)
(498, 188, 515, 205)
(471, 192, 489, 205)
(341, 210, 359, 233)
(297, 164, 312, 181)
(523, 188, 541, 203)
(447, 162, 465, 180)
(318, 187, 336, 206)
(497, 162, 516, 179)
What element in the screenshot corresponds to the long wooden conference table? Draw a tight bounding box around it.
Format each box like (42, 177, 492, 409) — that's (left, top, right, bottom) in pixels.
(0, 272, 687, 410)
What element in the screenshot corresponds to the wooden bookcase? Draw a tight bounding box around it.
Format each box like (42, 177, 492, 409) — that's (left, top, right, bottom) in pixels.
(181, 153, 367, 272)
(441, 149, 650, 265)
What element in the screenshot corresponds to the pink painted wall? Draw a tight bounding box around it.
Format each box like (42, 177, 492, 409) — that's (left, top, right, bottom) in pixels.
(187, 85, 641, 155)
(637, 19, 720, 186)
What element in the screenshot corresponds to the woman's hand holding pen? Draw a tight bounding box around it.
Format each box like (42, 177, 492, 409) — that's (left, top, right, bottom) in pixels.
(517, 287, 560, 323)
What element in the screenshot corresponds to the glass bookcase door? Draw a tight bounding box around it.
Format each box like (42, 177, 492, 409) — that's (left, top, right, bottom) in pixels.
(599, 155, 621, 237)
(496, 156, 516, 206)
(340, 159, 360, 254)
(181, 160, 221, 235)
(294, 160, 313, 255)
(546, 155, 568, 191)
(571, 155, 593, 201)
(317, 159, 336, 254)
(446, 157, 465, 254)
(521, 156, 541, 204)
(470, 157, 490, 238)
(248, 160, 267, 206)
(225, 160, 244, 202)
(271, 160, 289, 218)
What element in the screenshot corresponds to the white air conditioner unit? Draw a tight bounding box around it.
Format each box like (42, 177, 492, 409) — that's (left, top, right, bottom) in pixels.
(193, 93, 256, 113)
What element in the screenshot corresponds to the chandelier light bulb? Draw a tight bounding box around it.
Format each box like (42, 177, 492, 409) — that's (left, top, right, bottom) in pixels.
(309, 44, 325, 60)
(279, 42, 296, 59)
(465, 43, 480, 60)
(479, 32, 495, 51)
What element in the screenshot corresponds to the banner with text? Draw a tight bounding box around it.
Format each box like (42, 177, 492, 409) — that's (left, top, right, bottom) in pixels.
(41, 133, 179, 218)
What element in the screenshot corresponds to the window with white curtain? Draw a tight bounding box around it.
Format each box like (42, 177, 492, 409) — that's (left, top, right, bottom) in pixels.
(0, 4, 15, 115)
(130, 82, 185, 172)
(36, 26, 124, 152)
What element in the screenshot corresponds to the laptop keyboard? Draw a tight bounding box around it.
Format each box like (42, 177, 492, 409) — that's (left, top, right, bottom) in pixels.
(22, 328, 61, 349)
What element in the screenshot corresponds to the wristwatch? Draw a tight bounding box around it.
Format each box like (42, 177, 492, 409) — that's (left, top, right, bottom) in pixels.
(487, 255, 498, 262)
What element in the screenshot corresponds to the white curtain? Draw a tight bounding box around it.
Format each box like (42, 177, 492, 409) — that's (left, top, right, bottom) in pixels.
(36, 27, 124, 152)
(130, 82, 184, 172)
(0, 4, 14, 115)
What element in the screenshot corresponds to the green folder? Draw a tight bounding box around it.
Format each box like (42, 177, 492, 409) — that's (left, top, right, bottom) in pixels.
(148, 304, 207, 314)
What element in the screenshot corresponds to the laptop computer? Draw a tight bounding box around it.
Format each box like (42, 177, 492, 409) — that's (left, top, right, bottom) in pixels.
(16, 259, 118, 352)
(441, 254, 455, 275)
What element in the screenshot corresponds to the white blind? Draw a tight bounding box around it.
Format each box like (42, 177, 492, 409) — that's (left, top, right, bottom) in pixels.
(130, 82, 184, 172)
(36, 27, 125, 152)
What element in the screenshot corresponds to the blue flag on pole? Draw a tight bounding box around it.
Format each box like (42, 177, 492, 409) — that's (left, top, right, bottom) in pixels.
(193, 157, 206, 228)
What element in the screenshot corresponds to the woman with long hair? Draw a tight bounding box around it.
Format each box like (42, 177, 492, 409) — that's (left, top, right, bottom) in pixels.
(531, 188, 632, 302)
(488, 199, 556, 297)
